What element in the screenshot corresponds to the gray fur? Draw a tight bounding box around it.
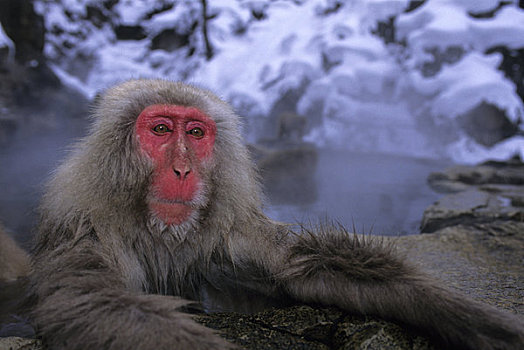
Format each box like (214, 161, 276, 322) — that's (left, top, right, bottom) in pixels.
(31, 79, 523, 350)
(0, 224, 30, 282)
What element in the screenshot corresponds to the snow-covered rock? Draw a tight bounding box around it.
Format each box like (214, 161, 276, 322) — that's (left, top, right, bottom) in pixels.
(33, 0, 524, 163)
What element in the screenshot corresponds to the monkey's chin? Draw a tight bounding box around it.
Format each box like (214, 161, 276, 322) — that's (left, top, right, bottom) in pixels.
(149, 201, 194, 226)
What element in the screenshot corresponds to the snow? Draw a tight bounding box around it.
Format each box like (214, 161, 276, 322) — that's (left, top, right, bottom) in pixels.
(365, 0, 410, 22)
(49, 63, 93, 97)
(471, 6, 524, 49)
(410, 52, 522, 122)
(397, 0, 524, 62)
(146, 2, 200, 36)
(460, 0, 502, 12)
(114, 0, 153, 25)
(193, 0, 324, 110)
(35, 0, 524, 164)
(448, 136, 524, 164)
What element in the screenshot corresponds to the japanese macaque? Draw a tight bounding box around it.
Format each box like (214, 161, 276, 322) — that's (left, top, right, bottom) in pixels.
(276, 112, 307, 142)
(30, 79, 523, 350)
(0, 224, 32, 338)
(0, 224, 30, 282)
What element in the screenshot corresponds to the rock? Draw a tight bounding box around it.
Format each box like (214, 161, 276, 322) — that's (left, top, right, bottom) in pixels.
(86, 4, 112, 29)
(0, 306, 433, 350)
(456, 102, 518, 147)
(0, 0, 45, 63)
(0, 337, 40, 350)
(422, 159, 524, 232)
(420, 187, 524, 233)
(416, 158, 524, 316)
(427, 160, 524, 194)
(151, 29, 190, 52)
(114, 25, 147, 41)
(397, 221, 524, 314)
(195, 307, 331, 350)
(195, 305, 433, 350)
(334, 315, 433, 350)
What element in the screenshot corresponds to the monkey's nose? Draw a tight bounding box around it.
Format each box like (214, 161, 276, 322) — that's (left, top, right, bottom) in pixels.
(173, 165, 191, 179)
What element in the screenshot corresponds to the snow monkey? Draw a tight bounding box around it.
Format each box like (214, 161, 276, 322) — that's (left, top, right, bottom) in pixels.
(0, 224, 30, 283)
(30, 79, 523, 350)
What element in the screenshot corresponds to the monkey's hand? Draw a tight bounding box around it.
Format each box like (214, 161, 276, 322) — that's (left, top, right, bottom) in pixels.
(31, 243, 237, 350)
(275, 227, 524, 350)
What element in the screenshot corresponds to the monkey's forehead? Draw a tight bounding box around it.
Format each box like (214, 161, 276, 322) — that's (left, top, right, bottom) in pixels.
(93, 79, 241, 137)
(137, 104, 214, 123)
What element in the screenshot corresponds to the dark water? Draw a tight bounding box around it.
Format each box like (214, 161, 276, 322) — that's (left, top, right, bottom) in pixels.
(266, 149, 451, 235)
(0, 131, 85, 249)
(0, 82, 89, 249)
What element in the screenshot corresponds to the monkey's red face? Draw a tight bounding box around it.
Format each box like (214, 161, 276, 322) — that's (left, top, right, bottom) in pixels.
(135, 104, 216, 226)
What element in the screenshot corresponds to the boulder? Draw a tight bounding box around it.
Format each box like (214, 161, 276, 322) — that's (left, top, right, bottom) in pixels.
(0, 337, 40, 350)
(423, 158, 524, 232)
(0, 0, 45, 63)
(195, 305, 432, 350)
(456, 102, 518, 147)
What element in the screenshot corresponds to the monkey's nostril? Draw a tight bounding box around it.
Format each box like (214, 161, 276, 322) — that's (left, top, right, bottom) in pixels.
(173, 168, 191, 179)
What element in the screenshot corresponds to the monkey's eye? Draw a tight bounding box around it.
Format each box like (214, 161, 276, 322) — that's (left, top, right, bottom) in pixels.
(187, 127, 204, 139)
(152, 124, 171, 135)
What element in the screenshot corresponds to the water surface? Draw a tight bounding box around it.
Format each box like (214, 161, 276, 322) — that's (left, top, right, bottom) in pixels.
(266, 149, 451, 235)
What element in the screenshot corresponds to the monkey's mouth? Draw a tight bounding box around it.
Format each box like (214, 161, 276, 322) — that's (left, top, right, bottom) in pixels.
(152, 198, 192, 205)
(148, 199, 194, 226)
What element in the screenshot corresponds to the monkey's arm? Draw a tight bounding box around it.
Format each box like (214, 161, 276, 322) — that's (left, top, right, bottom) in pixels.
(31, 238, 234, 350)
(230, 225, 524, 350)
